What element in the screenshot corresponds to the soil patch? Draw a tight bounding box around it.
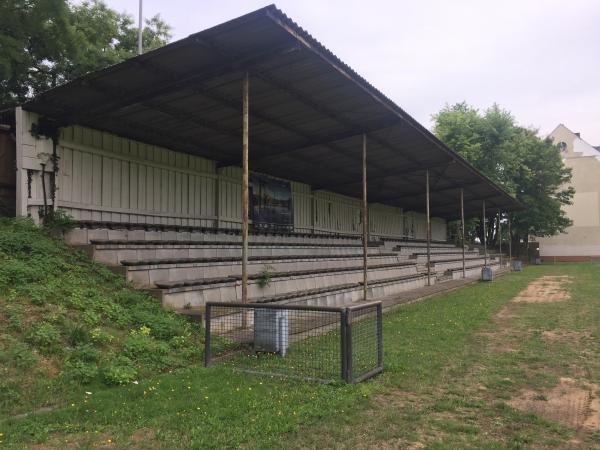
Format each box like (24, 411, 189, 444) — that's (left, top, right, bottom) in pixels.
(512, 276, 573, 303)
(509, 377, 600, 431)
(541, 330, 590, 343)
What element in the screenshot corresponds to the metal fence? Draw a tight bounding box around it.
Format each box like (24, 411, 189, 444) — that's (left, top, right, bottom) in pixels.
(204, 301, 383, 383)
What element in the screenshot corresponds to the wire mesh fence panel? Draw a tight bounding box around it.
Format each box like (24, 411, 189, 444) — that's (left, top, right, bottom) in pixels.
(347, 303, 383, 382)
(205, 302, 383, 383)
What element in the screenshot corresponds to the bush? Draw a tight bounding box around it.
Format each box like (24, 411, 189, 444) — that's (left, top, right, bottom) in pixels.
(102, 356, 137, 385)
(0, 380, 22, 408)
(90, 328, 115, 346)
(68, 344, 101, 363)
(130, 308, 189, 340)
(26, 323, 61, 353)
(4, 305, 23, 332)
(0, 336, 38, 369)
(122, 328, 170, 368)
(62, 360, 98, 384)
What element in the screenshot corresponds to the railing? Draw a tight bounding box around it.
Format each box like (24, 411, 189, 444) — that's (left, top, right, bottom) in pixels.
(204, 301, 383, 383)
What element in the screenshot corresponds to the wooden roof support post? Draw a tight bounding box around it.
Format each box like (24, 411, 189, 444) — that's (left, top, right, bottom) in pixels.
(362, 133, 368, 300)
(426, 169, 431, 286)
(482, 200, 487, 267)
(498, 209, 502, 267)
(460, 188, 466, 279)
(241, 71, 249, 305)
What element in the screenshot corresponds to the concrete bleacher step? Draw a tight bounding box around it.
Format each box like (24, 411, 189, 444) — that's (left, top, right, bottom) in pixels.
(122, 254, 407, 287)
(80, 240, 386, 265)
(166, 272, 432, 310)
(66, 222, 364, 246)
(150, 263, 423, 308)
(380, 237, 454, 250)
(430, 257, 492, 272)
(436, 274, 454, 283)
(445, 261, 502, 280)
(398, 247, 475, 255)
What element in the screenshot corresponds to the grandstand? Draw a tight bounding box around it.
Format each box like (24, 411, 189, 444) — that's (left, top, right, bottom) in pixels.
(2, 5, 519, 313)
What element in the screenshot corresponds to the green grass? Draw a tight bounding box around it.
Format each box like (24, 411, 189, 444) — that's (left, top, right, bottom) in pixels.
(0, 218, 203, 417)
(1, 221, 599, 449)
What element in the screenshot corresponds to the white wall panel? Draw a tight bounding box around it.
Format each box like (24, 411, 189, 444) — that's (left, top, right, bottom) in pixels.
(15, 111, 447, 239)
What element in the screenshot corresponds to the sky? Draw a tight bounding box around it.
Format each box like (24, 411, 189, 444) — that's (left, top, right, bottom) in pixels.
(104, 0, 600, 144)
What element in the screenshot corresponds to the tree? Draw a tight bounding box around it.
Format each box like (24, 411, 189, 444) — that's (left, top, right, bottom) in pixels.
(433, 103, 574, 253)
(0, 0, 171, 107)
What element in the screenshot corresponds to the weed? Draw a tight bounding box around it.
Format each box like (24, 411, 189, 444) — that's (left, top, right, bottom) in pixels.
(258, 264, 275, 288)
(42, 209, 75, 235)
(65, 323, 90, 346)
(102, 356, 138, 385)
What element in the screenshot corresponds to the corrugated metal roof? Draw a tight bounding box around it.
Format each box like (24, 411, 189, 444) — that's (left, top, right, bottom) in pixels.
(22, 4, 522, 219)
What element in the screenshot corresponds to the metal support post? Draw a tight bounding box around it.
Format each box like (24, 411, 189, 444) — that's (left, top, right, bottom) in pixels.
(426, 169, 431, 286)
(460, 188, 466, 278)
(241, 72, 249, 304)
(362, 133, 368, 300)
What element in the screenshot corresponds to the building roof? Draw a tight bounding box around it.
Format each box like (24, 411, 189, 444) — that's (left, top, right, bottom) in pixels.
(21, 5, 521, 219)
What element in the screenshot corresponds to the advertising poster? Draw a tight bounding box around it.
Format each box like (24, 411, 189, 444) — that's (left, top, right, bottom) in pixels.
(250, 172, 294, 232)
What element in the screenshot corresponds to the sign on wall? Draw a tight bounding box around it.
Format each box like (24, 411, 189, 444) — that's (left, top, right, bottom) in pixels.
(251, 172, 294, 232)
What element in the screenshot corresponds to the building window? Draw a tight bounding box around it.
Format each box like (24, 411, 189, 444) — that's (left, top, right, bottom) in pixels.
(558, 141, 567, 153)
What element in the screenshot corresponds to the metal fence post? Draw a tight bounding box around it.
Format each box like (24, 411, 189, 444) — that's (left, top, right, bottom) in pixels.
(345, 310, 353, 383)
(340, 308, 348, 382)
(204, 303, 212, 367)
(377, 303, 383, 369)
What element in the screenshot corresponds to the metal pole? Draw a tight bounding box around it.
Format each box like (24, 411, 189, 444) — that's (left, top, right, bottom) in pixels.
(204, 304, 211, 367)
(340, 309, 348, 382)
(362, 133, 368, 300)
(138, 0, 143, 55)
(498, 209, 502, 267)
(241, 72, 249, 304)
(482, 200, 487, 266)
(376, 303, 383, 369)
(426, 169, 431, 286)
(460, 188, 465, 278)
(508, 214, 512, 268)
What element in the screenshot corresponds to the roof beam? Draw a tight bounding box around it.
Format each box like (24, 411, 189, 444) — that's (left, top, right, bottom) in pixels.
(82, 116, 213, 155)
(254, 70, 429, 169)
(192, 37, 407, 175)
(401, 193, 500, 212)
(375, 181, 481, 203)
(312, 160, 452, 191)
(217, 120, 400, 167)
(51, 43, 301, 124)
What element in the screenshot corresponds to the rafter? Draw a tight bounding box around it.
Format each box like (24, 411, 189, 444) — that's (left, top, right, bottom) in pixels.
(54, 44, 301, 124)
(375, 181, 481, 203)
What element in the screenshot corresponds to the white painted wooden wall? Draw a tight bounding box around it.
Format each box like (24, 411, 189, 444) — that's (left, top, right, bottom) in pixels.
(15, 109, 447, 240)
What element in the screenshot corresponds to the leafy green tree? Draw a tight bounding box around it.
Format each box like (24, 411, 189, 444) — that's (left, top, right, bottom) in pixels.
(0, 0, 171, 107)
(433, 102, 574, 253)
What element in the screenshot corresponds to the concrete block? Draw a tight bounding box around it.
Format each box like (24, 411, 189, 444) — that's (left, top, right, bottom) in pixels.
(65, 229, 89, 245)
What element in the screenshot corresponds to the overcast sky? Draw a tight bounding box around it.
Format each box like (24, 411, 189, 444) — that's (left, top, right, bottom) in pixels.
(105, 0, 600, 145)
